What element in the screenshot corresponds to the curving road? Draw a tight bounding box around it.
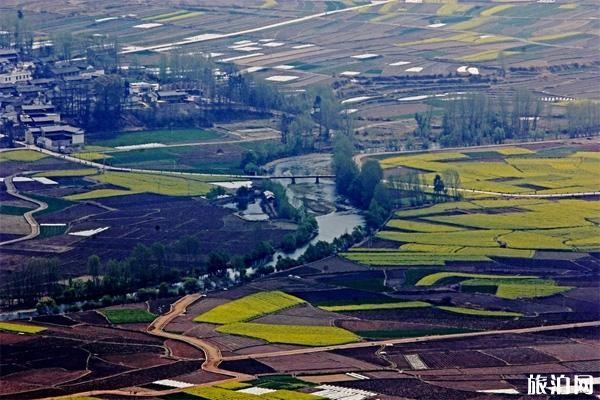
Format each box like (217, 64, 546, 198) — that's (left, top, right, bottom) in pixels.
(147, 294, 253, 382)
(0, 174, 48, 246)
(44, 298, 600, 400)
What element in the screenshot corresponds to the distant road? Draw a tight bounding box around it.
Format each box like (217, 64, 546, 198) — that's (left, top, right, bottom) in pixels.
(120, 1, 393, 55)
(7, 142, 599, 200)
(103, 133, 281, 153)
(223, 320, 600, 361)
(0, 174, 48, 246)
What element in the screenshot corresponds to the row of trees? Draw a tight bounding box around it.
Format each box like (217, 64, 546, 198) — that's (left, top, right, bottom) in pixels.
(566, 100, 600, 137)
(0, 230, 277, 308)
(333, 134, 394, 227)
(418, 91, 599, 148)
(437, 90, 545, 147)
(0, 10, 34, 55)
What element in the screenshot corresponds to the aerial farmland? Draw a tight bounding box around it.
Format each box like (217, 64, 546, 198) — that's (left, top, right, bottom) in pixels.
(0, 0, 599, 399)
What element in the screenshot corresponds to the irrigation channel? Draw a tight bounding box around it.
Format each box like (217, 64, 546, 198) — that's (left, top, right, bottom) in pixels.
(265, 153, 365, 266)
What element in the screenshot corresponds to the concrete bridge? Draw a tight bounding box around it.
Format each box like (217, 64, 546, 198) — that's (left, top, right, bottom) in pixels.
(251, 174, 335, 184)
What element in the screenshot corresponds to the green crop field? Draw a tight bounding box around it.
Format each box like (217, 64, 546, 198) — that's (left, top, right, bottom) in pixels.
(250, 375, 313, 391)
(416, 272, 536, 286)
(320, 301, 431, 312)
(386, 219, 465, 232)
(380, 147, 600, 196)
(0, 322, 47, 334)
(194, 291, 305, 324)
(214, 382, 252, 390)
(0, 150, 47, 162)
(72, 152, 111, 161)
(495, 282, 573, 299)
(66, 171, 221, 199)
(184, 386, 260, 400)
(377, 230, 509, 247)
(342, 251, 489, 266)
(34, 169, 98, 177)
(438, 306, 522, 317)
(0, 205, 32, 215)
(101, 308, 157, 324)
(216, 322, 360, 346)
(64, 189, 135, 201)
(90, 129, 222, 148)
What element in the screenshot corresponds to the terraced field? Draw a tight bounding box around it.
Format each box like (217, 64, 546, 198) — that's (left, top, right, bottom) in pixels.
(382, 147, 600, 195)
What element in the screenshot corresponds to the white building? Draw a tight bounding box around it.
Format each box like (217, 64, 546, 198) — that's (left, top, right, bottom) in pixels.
(0, 68, 32, 84)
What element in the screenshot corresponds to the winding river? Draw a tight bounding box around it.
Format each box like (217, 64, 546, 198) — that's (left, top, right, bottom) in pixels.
(265, 153, 365, 265)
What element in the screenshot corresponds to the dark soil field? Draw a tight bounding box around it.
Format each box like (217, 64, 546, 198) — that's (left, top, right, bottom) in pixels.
(1, 192, 296, 278)
(0, 313, 205, 399)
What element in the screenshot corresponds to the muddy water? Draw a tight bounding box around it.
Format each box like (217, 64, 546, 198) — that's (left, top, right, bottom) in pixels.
(266, 153, 365, 265)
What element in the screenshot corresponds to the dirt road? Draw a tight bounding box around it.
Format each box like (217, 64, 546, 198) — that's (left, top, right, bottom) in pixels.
(0, 175, 48, 246)
(45, 299, 599, 400)
(222, 320, 600, 361)
(147, 294, 253, 380)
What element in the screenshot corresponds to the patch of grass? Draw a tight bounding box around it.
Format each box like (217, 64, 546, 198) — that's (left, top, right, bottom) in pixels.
(320, 301, 431, 312)
(496, 283, 573, 299)
(261, 0, 278, 8)
(357, 327, 477, 338)
(450, 16, 487, 30)
(480, 4, 514, 16)
(156, 11, 203, 22)
(24, 193, 73, 216)
(343, 251, 489, 266)
(437, 2, 473, 16)
(216, 323, 360, 346)
(0, 150, 47, 162)
(65, 189, 136, 201)
(460, 50, 519, 62)
(250, 375, 313, 391)
(34, 169, 98, 177)
(143, 10, 187, 20)
(496, 147, 535, 156)
(184, 387, 259, 400)
(323, 277, 389, 292)
(101, 308, 157, 324)
(214, 382, 252, 390)
(73, 152, 111, 161)
(39, 224, 67, 238)
(377, 229, 509, 247)
(438, 306, 522, 317)
(87, 171, 217, 196)
(91, 129, 221, 148)
(0, 205, 32, 215)
(416, 272, 536, 286)
(0, 322, 47, 334)
(262, 390, 323, 400)
(530, 31, 583, 43)
(387, 219, 465, 232)
(194, 291, 305, 325)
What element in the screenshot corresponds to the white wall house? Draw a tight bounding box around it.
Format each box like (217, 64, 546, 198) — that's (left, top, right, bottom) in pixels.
(0, 68, 32, 84)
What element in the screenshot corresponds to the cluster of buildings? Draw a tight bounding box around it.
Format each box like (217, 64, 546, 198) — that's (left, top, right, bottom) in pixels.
(0, 45, 202, 152)
(0, 48, 88, 152)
